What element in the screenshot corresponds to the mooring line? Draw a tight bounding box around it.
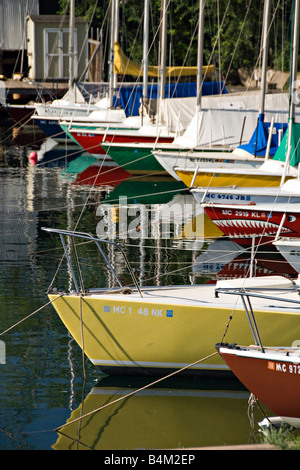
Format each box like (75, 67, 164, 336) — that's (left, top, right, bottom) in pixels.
(54, 351, 218, 433)
(0, 293, 63, 337)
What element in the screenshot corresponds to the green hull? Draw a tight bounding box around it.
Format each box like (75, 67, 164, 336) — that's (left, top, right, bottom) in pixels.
(101, 144, 165, 174)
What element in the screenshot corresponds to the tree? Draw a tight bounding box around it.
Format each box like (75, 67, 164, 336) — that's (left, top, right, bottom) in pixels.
(57, 0, 294, 85)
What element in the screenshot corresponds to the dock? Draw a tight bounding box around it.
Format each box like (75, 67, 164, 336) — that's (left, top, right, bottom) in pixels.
(0, 77, 68, 103)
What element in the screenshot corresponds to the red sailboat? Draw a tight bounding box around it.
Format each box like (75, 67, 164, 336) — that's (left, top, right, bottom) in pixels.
(203, 202, 300, 246)
(215, 279, 300, 426)
(217, 343, 300, 424)
(214, 0, 300, 428)
(68, 126, 174, 155)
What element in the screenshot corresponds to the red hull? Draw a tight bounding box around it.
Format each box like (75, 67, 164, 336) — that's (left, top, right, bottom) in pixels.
(219, 347, 300, 418)
(204, 204, 300, 246)
(70, 131, 173, 155)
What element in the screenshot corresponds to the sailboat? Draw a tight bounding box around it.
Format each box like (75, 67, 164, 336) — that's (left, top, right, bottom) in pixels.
(101, 0, 281, 176)
(202, 201, 300, 246)
(216, 250, 300, 427)
(154, 0, 289, 180)
(216, 308, 300, 426)
(273, 237, 300, 275)
(199, 0, 300, 247)
(32, 0, 141, 142)
(65, 0, 216, 158)
(42, 227, 300, 377)
(174, 0, 298, 188)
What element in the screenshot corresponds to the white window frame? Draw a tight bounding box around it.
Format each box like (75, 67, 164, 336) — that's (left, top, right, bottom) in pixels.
(44, 28, 78, 79)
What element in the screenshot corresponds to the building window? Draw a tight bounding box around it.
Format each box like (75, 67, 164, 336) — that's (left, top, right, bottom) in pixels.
(44, 28, 77, 79)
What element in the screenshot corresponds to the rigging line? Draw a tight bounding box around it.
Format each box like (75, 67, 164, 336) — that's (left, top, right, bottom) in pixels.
(76, 0, 102, 79)
(1, 113, 41, 145)
(53, 351, 218, 433)
(94, 148, 170, 170)
(35, 148, 85, 167)
(221, 0, 253, 89)
(206, 0, 231, 77)
(244, 0, 282, 93)
(169, 8, 201, 95)
(41, 2, 70, 85)
(33, 183, 188, 214)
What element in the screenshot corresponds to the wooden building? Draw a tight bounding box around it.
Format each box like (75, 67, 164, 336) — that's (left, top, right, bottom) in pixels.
(26, 15, 89, 82)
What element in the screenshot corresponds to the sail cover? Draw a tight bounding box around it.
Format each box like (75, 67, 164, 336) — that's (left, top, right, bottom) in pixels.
(273, 118, 300, 166)
(119, 81, 226, 117)
(237, 113, 287, 157)
(113, 42, 214, 77)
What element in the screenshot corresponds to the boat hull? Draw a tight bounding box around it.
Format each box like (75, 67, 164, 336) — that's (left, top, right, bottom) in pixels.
(70, 130, 174, 155)
(32, 117, 69, 141)
(204, 204, 300, 246)
(101, 144, 166, 174)
(192, 188, 300, 206)
(175, 169, 293, 188)
(218, 345, 300, 419)
(154, 150, 264, 180)
(48, 287, 300, 377)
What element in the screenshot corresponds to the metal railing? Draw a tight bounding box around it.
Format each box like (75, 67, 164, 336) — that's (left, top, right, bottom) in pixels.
(42, 227, 142, 297)
(215, 285, 300, 352)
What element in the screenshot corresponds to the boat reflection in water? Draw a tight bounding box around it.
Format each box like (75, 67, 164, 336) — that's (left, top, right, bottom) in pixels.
(53, 376, 262, 450)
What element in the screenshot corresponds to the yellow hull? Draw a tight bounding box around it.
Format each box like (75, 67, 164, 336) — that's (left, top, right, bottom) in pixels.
(53, 379, 253, 450)
(175, 170, 292, 188)
(49, 287, 300, 376)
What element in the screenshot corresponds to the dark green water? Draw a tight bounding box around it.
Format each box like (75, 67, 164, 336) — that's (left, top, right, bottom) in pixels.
(0, 125, 292, 450)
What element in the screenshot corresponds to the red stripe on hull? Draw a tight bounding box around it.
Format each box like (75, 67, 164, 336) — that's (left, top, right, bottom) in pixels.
(70, 132, 173, 155)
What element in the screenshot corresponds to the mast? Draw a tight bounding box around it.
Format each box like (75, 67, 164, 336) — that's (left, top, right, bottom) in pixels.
(280, 0, 300, 184)
(159, 0, 167, 103)
(68, 0, 75, 88)
(142, 0, 150, 105)
(196, 0, 205, 110)
(289, 0, 299, 123)
(113, 0, 120, 91)
(109, 0, 115, 108)
(195, 0, 205, 146)
(157, 0, 168, 125)
(259, 0, 271, 119)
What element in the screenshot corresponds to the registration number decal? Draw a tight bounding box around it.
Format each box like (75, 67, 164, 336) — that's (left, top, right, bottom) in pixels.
(268, 361, 300, 374)
(103, 304, 173, 318)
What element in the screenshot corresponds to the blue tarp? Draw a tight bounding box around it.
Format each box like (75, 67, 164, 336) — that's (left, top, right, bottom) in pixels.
(238, 113, 288, 157)
(118, 82, 227, 117)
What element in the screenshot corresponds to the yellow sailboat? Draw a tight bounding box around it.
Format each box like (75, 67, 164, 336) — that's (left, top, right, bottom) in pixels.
(45, 228, 300, 377)
(174, 154, 298, 188)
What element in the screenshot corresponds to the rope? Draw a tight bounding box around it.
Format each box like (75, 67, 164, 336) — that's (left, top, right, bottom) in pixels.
(54, 351, 218, 433)
(0, 293, 63, 337)
(79, 295, 86, 380)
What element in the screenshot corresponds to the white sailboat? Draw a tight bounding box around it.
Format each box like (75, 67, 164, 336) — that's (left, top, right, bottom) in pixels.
(32, 0, 132, 141)
(191, 0, 300, 203)
(159, 0, 291, 181)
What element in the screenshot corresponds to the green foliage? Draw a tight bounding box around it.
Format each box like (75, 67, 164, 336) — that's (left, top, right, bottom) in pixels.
(262, 425, 300, 450)
(56, 0, 294, 84)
